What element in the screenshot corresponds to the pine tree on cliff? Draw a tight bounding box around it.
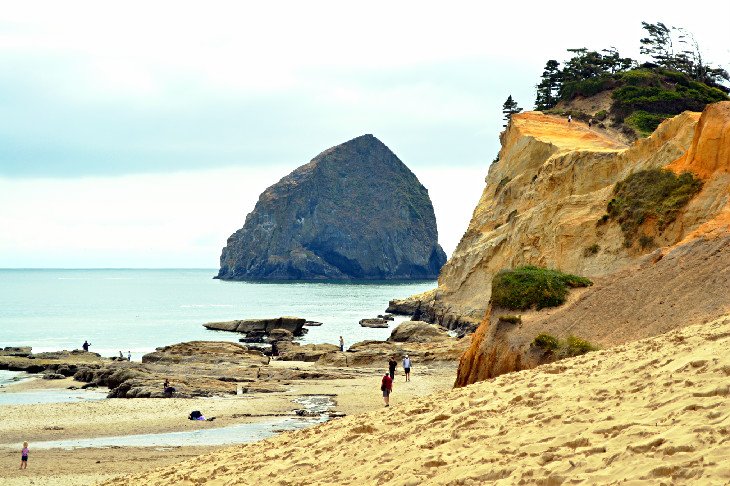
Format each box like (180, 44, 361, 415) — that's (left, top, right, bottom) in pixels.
(535, 60, 561, 110)
(502, 95, 522, 127)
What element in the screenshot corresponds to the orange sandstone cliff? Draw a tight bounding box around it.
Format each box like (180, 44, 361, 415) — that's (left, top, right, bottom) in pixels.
(421, 102, 730, 386)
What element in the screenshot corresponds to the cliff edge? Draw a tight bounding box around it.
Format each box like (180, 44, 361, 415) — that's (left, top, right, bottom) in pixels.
(452, 101, 730, 386)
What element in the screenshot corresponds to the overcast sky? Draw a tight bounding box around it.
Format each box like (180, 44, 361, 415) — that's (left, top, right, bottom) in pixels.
(1, 1, 728, 267)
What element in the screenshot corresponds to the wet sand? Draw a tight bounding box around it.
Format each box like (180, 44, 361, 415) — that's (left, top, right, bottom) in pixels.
(0, 361, 457, 485)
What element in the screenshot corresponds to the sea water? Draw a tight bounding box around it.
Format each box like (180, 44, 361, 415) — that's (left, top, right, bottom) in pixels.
(0, 269, 433, 359)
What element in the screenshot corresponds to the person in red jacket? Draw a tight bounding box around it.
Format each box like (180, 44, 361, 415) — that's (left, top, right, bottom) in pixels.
(381, 371, 393, 407)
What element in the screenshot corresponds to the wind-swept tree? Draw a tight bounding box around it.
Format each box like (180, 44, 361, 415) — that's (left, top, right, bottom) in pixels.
(502, 95, 522, 126)
(640, 21, 675, 68)
(535, 60, 561, 110)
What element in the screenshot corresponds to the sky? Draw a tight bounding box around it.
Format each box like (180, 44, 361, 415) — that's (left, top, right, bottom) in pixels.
(1, 1, 728, 267)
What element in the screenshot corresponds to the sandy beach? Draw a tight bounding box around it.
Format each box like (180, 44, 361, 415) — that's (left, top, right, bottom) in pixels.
(0, 361, 457, 485)
(99, 314, 730, 485)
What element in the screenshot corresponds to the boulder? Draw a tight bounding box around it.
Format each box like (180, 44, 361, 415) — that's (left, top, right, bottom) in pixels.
(216, 134, 447, 281)
(204, 317, 306, 336)
(0, 346, 32, 357)
(276, 342, 340, 362)
(142, 341, 269, 365)
(359, 318, 389, 328)
(267, 329, 295, 342)
(387, 321, 450, 343)
(386, 297, 420, 315)
(316, 352, 348, 367)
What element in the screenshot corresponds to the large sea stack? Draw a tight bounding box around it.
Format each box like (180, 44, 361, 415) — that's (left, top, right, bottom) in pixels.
(217, 134, 447, 280)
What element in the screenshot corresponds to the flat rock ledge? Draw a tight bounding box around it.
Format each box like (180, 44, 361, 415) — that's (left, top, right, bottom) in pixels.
(204, 317, 306, 336)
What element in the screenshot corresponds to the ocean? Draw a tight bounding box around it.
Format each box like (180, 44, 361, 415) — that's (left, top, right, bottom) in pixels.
(0, 269, 434, 360)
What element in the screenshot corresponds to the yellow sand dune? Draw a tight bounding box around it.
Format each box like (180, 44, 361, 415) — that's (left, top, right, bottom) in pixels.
(107, 314, 730, 485)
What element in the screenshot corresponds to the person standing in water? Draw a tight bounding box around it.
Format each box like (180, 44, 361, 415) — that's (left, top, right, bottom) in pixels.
(381, 371, 393, 407)
(82, 340, 90, 352)
(402, 355, 412, 382)
(388, 357, 397, 380)
(19, 441, 28, 469)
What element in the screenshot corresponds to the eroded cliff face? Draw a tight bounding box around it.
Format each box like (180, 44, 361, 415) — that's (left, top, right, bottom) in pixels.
(452, 101, 730, 386)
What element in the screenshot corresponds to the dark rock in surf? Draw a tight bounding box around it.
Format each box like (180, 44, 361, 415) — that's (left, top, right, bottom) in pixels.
(216, 134, 447, 280)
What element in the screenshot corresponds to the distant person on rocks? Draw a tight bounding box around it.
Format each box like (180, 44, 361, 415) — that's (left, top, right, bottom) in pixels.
(388, 357, 397, 380)
(568, 114, 572, 123)
(164, 379, 175, 397)
(588, 118, 593, 128)
(19, 441, 28, 469)
(403, 355, 412, 382)
(82, 340, 90, 352)
(119, 351, 124, 360)
(339, 336, 344, 352)
(127, 351, 131, 361)
(381, 372, 393, 407)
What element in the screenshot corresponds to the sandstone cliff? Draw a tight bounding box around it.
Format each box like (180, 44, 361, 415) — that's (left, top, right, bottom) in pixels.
(450, 101, 730, 386)
(217, 134, 447, 280)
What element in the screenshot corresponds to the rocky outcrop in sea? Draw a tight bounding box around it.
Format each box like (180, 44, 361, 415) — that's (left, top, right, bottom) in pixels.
(217, 134, 447, 280)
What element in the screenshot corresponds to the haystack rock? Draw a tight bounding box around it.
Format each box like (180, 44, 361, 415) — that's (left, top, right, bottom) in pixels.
(444, 101, 730, 387)
(217, 134, 447, 280)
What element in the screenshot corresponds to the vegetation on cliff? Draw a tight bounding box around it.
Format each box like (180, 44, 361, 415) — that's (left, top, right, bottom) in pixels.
(491, 266, 592, 310)
(532, 333, 598, 357)
(601, 168, 703, 247)
(533, 21, 729, 137)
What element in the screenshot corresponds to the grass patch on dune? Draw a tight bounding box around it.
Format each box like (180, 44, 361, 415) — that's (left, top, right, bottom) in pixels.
(491, 266, 592, 311)
(604, 168, 703, 247)
(532, 333, 598, 358)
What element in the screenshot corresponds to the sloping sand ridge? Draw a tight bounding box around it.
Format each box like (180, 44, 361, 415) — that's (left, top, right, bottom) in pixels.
(107, 314, 730, 485)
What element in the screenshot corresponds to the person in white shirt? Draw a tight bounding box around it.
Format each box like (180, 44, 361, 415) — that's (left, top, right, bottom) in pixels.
(402, 355, 411, 382)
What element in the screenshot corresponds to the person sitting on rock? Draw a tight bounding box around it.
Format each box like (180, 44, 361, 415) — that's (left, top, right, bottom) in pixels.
(163, 379, 175, 397)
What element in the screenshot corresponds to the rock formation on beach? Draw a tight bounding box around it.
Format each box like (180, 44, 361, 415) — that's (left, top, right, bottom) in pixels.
(204, 317, 306, 336)
(105, 315, 730, 485)
(217, 134, 447, 280)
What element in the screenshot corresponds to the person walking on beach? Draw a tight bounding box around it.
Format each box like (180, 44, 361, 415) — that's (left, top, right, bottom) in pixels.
(381, 372, 393, 407)
(403, 355, 412, 382)
(339, 336, 344, 352)
(82, 340, 90, 352)
(568, 114, 572, 124)
(19, 442, 28, 469)
(388, 357, 397, 380)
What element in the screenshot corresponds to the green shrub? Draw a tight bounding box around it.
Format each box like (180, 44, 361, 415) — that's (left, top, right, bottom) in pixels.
(562, 335, 598, 357)
(594, 110, 608, 121)
(638, 235, 655, 249)
(533, 333, 560, 351)
(583, 244, 600, 257)
(624, 111, 671, 136)
(606, 169, 703, 246)
(561, 76, 617, 100)
(532, 334, 598, 357)
(497, 315, 522, 325)
(491, 266, 592, 311)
